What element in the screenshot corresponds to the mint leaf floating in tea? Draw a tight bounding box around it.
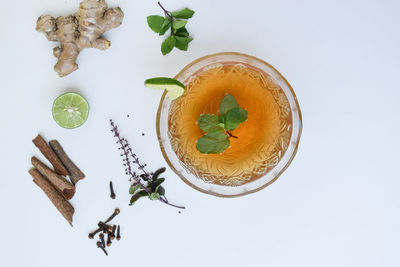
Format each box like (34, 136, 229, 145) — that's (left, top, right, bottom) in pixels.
(218, 93, 239, 119)
(196, 94, 248, 154)
(196, 131, 230, 154)
(110, 119, 184, 209)
(144, 77, 185, 100)
(224, 107, 248, 130)
(197, 114, 224, 133)
(147, 2, 194, 55)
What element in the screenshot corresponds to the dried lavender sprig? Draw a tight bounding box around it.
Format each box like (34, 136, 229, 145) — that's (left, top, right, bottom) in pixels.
(111, 120, 174, 200)
(110, 119, 185, 209)
(124, 139, 150, 179)
(111, 121, 149, 179)
(110, 120, 151, 195)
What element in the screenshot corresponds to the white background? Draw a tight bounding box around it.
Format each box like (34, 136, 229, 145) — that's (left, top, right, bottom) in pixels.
(0, 0, 399, 266)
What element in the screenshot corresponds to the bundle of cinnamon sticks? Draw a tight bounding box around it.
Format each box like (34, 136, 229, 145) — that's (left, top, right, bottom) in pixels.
(28, 134, 85, 226)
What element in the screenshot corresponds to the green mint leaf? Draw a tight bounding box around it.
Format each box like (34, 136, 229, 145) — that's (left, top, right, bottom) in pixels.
(175, 27, 190, 37)
(171, 8, 195, 19)
(129, 184, 140, 195)
(161, 35, 176, 55)
(196, 131, 230, 154)
(147, 15, 165, 33)
(218, 94, 239, 119)
(129, 190, 149, 205)
(172, 20, 188, 31)
(197, 114, 222, 133)
(150, 192, 161, 200)
(224, 107, 248, 130)
(157, 185, 165, 195)
(175, 36, 193, 51)
(159, 16, 171, 36)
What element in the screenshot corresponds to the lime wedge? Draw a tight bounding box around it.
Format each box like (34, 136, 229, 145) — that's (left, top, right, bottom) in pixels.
(144, 77, 185, 100)
(52, 92, 89, 129)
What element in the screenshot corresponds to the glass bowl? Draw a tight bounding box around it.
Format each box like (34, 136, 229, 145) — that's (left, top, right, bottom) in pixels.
(156, 52, 302, 197)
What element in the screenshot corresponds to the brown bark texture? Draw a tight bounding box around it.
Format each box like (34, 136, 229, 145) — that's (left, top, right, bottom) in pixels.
(31, 157, 75, 200)
(32, 134, 69, 176)
(29, 168, 74, 226)
(49, 140, 85, 185)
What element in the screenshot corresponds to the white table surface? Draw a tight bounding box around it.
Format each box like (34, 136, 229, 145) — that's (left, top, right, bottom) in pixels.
(1, 0, 399, 266)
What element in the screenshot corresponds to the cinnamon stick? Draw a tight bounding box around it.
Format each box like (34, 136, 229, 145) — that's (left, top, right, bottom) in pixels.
(49, 140, 85, 185)
(29, 168, 74, 226)
(31, 157, 75, 200)
(32, 135, 69, 176)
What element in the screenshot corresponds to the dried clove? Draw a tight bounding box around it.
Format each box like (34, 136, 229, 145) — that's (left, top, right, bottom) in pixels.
(97, 241, 108, 256)
(106, 233, 112, 247)
(99, 233, 105, 248)
(98, 221, 113, 233)
(104, 208, 120, 223)
(116, 225, 121, 241)
(88, 228, 102, 239)
(90, 208, 122, 255)
(109, 181, 116, 199)
(111, 225, 116, 240)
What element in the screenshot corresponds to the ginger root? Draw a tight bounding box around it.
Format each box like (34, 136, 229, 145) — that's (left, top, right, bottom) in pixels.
(36, 0, 123, 77)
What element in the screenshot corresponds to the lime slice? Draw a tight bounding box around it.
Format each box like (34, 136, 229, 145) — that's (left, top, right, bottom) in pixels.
(144, 77, 185, 100)
(52, 92, 89, 129)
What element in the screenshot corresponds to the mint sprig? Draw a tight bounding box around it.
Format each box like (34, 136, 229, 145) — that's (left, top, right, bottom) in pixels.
(198, 114, 224, 133)
(196, 94, 248, 154)
(147, 2, 194, 55)
(196, 131, 230, 154)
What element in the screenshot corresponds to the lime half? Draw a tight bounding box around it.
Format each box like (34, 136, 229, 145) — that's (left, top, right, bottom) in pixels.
(52, 92, 89, 129)
(144, 77, 185, 100)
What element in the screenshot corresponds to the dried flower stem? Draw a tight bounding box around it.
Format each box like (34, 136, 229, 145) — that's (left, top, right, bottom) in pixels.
(158, 2, 172, 19)
(111, 120, 151, 194)
(157, 2, 174, 36)
(110, 119, 184, 209)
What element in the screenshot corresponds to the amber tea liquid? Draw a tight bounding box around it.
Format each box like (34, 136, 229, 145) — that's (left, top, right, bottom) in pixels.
(168, 63, 292, 186)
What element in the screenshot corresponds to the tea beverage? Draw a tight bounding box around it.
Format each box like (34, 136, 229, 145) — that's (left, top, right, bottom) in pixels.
(168, 63, 292, 186)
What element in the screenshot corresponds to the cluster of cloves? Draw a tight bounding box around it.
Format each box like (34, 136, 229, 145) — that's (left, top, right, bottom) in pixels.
(89, 208, 121, 256)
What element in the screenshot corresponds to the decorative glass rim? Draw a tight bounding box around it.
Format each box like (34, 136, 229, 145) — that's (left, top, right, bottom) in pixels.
(156, 52, 302, 197)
